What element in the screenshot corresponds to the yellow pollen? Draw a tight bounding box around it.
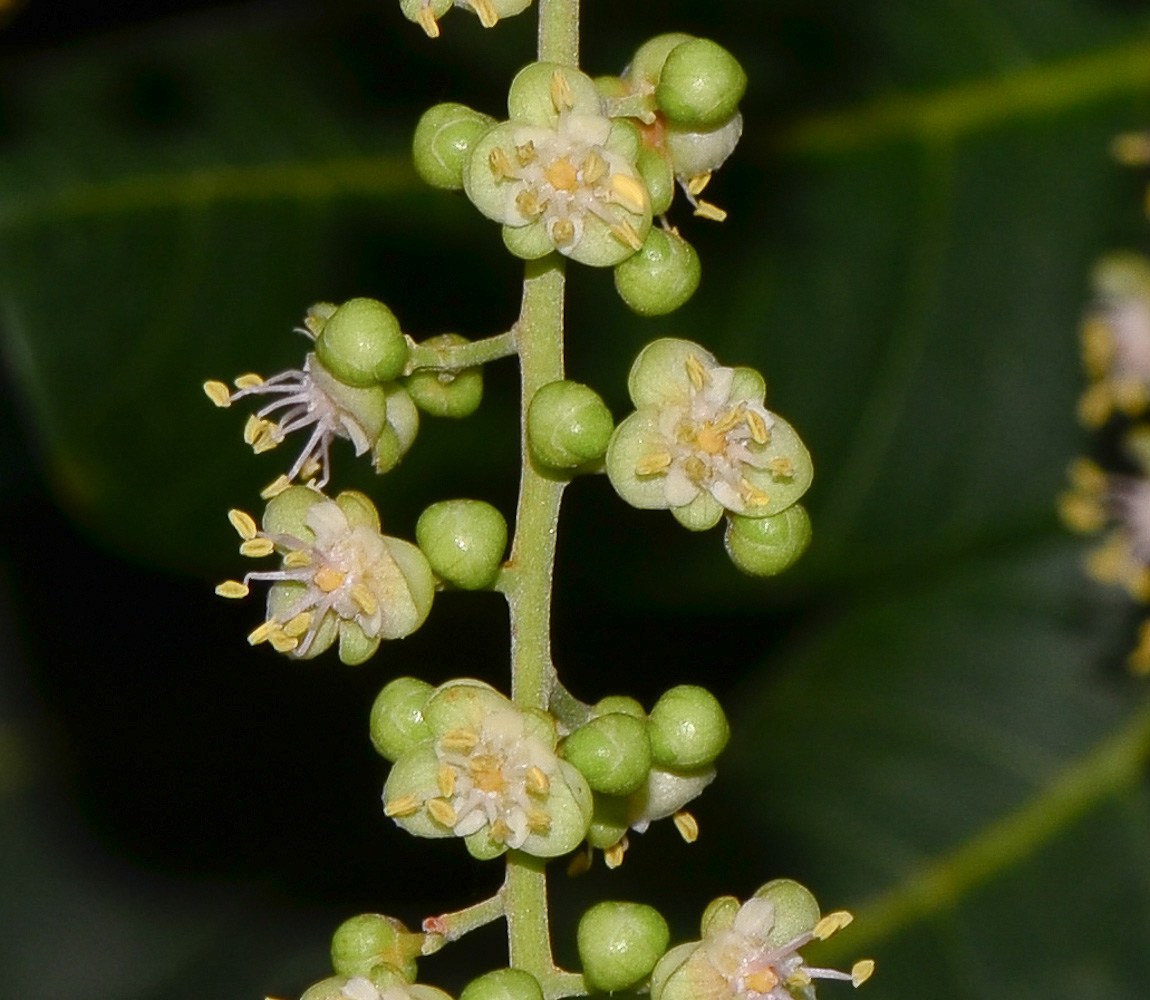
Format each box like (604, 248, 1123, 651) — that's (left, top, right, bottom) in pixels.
(469, 0, 498, 27)
(550, 70, 575, 112)
(567, 846, 593, 877)
(1077, 382, 1114, 429)
(234, 373, 264, 390)
(746, 410, 770, 445)
(1080, 317, 1113, 378)
(440, 728, 479, 753)
(489, 146, 515, 181)
(546, 157, 580, 192)
(695, 425, 727, 455)
(427, 798, 458, 826)
(740, 479, 772, 507)
(526, 807, 551, 832)
(635, 452, 672, 476)
(283, 549, 312, 568)
(1069, 457, 1108, 494)
(685, 354, 709, 390)
(744, 970, 779, 993)
(215, 580, 250, 599)
(814, 910, 854, 940)
(785, 970, 813, 989)
(516, 141, 536, 165)
(240, 537, 275, 558)
(1112, 131, 1150, 165)
(437, 766, 457, 798)
(694, 199, 728, 222)
(299, 456, 322, 481)
(247, 620, 274, 646)
(489, 818, 512, 843)
(203, 380, 232, 407)
(686, 172, 712, 195)
(228, 508, 258, 540)
(610, 219, 644, 250)
(313, 566, 346, 593)
(384, 794, 421, 818)
(260, 475, 292, 500)
(673, 811, 699, 843)
(769, 456, 793, 479)
(683, 456, 708, 483)
(416, 4, 440, 37)
(582, 151, 608, 185)
(604, 838, 629, 869)
(525, 765, 550, 795)
(282, 612, 312, 638)
(473, 767, 506, 794)
(268, 631, 298, 653)
(713, 407, 742, 435)
(610, 173, 648, 214)
(851, 960, 875, 987)
(515, 190, 544, 218)
(551, 218, 576, 245)
(352, 584, 378, 615)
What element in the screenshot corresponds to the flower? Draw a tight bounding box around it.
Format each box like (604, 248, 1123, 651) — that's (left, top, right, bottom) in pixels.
(651, 882, 873, 1000)
(607, 339, 813, 530)
(216, 487, 435, 665)
(383, 680, 592, 859)
(464, 63, 652, 266)
(300, 970, 453, 1000)
(400, 0, 531, 38)
(203, 305, 418, 491)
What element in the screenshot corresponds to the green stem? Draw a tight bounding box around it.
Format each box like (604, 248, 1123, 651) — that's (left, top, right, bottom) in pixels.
(422, 889, 507, 946)
(537, 0, 579, 66)
(405, 331, 518, 373)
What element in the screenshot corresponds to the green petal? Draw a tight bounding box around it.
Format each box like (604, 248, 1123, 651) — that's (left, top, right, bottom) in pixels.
(424, 679, 507, 734)
(729, 366, 767, 405)
(335, 489, 381, 532)
(671, 491, 723, 531)
(464, 827, 508, 860)
(627, 338, 714, 407)
(502, 221, 555, 261)
(751, 879, 821, 946)
(338, 621, 380, 665)
(508, 62, 601, 126)
(261, 484, 324, 540)
(566, 207, 651, 268)
(521, 759, 592, 857)
(738, 413, 814, 517)
(605, 410, 674, 510)
(463, 122, 520, 223)
(384, 745, 451, 839)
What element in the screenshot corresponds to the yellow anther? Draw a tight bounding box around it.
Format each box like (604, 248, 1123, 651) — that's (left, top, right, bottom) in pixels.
(203, 380, 233, 407)
(299, 456, 322, 481)
(551, 218, 576, 245)
(260, 474, 292, 500)
(740, 479, 772, 507)
(712, 407, 742, 435)
(473, 767, 506, 794)
(352, 585, 378, 616)
(470, 753, 501, 773)
(582, 151, 608, 185)
(695, 425, 727, 455)
(567, 845, 593, 877)
(384, 794, 421, 818)
(610, 219, 644, 251)
(516, 141, 537, 166)
(243, 414, 263, 445)
(437, 766, 457, 798)
(247, 620, 275, 646)
(1085, 534, 1129, 586)
(489, 818, 512, 843)
(526, 807, 552, 832)
(525, 765, 550, 796)
(550, 70, 575, 112)
(283, 549, 312, 568)
(268, 631, 298, 653)
(1111, 131, 1150, 166)
(440, 728, 480, 753)
(228, 508, 258, 540)
(234, 373, 264, 390)
(813, 910, 854, 940)
(1077, 382, 1114, 429)
(673, 811, 699, 843)
(313, 566, 346, 593)
(215, 580, 250, 599)
(682, 456, 708, 483)
(636, 452, 672, 476)
(515, 190, 544, 218)
(244, 416, 278, 453)
(1130, 620, 1150, 675)
(609, 172, 649, 214)
(489, 146, 515, 181)
(768, 456, 794, 479)
(746, 410, 770, 445)
(850, 960, 875, 987)
(546, 157, 580, 192)
(469, 0, 498, 26)
(685, 354, 709, 390)
(785, 970, 812, 989)
(282, 612, 312, 638)
(427, 798, 458, 826)
(744, 970, 779, 993)
(416, 4, 440, 37)
(240, 537, 275, 558)
(1057, 492, 1106, 534)
(693, 199, 728, 222)
(604, 838, 629, 869)
(686, 172, 712, 196)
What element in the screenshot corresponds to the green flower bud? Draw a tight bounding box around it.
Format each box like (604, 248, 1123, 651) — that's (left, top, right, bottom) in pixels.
(413, 103, 495, 191)
(578, 901, 670, 993)
(751, 879, 822, 947)
(416, 499, 508, 589)
(331, 914, 422, 981)
(664, 115, 743, 181)
(460, 969, 543, 1000)
(527, 380, 614, 470)
(563, 713, 652, 796)
(647, 685, 729, 770)
(593, 695, 646, 720)
(724, 504, 811, 577)
(625, 33, 696, 90)
(404, 334, 484, 418)
(656, 39, 746, 130)
(587, 792, 630, 849)
(614, 228, 700, 317)
(315, 298, 408, 387)
(370, 676, 434, 761)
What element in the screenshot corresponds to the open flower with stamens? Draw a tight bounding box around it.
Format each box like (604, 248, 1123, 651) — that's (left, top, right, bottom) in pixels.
(400, 0, 531, 39)
(607, 339, 813, 531)
(1076, 253, 1150, 428)
(216, 486, 434, 665)
(464, 62, 652, 266)
(383, 680, 592, 859)
(651, 881, 873, 1000)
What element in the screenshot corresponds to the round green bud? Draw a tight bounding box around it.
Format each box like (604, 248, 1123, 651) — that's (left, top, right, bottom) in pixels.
(724, 504, 811, 577)
(626, 33, 696, 89)
(614, 228, 700, 317)
(413, 102, 494, 191)
(370, 676, 434, 761)
(460, 969, 544, 1000)
(527, 380, 614, 470)
(331, 913, 420, 981)
(577, 901, 670, 993)
(664, 114, 743, 180)
(416, 499, 508, 590)
(647, 685, 729, 770)
(593, 695, 646, 720)
(316, 297, 408, 387)
(656, 39, 746, 130)
(587, 793, 630, 850)
(563, 713, 652, 797)
(636, 146, 674, 216)
(404, 334, 484, 418)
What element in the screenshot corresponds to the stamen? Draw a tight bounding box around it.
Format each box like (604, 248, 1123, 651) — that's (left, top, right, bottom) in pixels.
(282, 612, 312, 638)
(440, 728, 480, 753)
(744, 970, 779, 993)
(610, 219, 644, 250)
(416, 4, 440, 37)
(567, 845, 593, 877)
(489, 818, 512, 843)
(740, 479, 771, 507)
(813, 910, 854, 940)
(746, 410, 770, 444)
(516, 141, 536, 166)
(526, 807, 551, 832)
(673, 811, 699, 843)
(685, 354, 709, 390)
(437, 766, 457, 798)
(550, 70, 574, 112)
(546, 157, 580, 192)
(516, 190, 544, 218)
(240, 537, 275, 558)
(686, 172, 712, 196)
(283, 550, 312, 568)
(313, 566, 346, 593)
(384, 794, 421, 818)
(228, 509, 258, 540)
(693, 199, 728, 222)
(582, 151, 608, 185)
(636, 452, 672, 476)
(469, 0, 498, 27)
(489, 146, 515, 181)
(551, 218, 576, 245)
(1068, 457, 1107, 494)
(525, 765, 550, 795)
(215, 580, 250, 599)
(268, 631, 299, 653)
(768, 456, 793, 478)
(260, 475, 292, 500)
(234, 373, 264, 390)
(247, 620, 275, 646)
(851, 960, 876, 987)
(427, 798, 458, 826)
(352, 584, 379, 615)
(609, 173, 648, 214)
(1112, 131, 1150, 166)
(604, 838, 628, 869)
(203, 380, 233, 407)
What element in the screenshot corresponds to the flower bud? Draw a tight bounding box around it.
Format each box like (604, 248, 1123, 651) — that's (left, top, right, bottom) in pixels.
(656, 39, 746, 130)
(724, 504, 811, 577)
(316, 298, 408, 387)
(593, 695, 646, 720)
(527, 380, 614, 470)
(647, 685, 729, 770)
(563, 713, 652, 796)
(577, 901, 670, 993)
(404, 334, 484, 418)
(331, 913, 422, 981)
(614, 228, 700, 317)
(416, 499, 508, 589)
(413, 103, 494, 191)
(587, 792, 630, 849)
(370, 676, 434, 761)
(460, 969, 543, 1000)
(664, 114, 743, 180)
(625, 33, 696, 90)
